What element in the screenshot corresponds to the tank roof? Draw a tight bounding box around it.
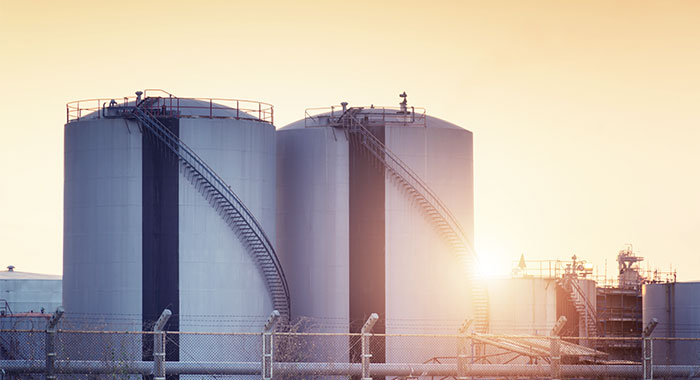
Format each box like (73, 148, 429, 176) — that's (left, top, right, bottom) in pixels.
(0, 268, 61, 280)
(67, 90, 273, 124)
(281, 106, 469, 131)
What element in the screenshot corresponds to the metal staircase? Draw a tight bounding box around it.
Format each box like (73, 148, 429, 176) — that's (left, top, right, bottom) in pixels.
(334, 107, 489, 333)
(556, 276, 597, 338)
(124, 99, 290, 322)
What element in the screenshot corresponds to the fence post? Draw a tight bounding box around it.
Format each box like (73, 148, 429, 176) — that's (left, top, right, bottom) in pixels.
(153, 309, 172, 380)
(45, 307, 64, 380)
(550, 336, 561, 380)
(550, 316, 567, 380)
(262, 310, 280, 380)
(457, 319, 473, 380)
(643, 318, 658, 380)
(361, 313, 379, 380)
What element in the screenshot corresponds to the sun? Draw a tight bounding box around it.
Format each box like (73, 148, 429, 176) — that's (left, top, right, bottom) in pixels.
(474, 252, 503, 279)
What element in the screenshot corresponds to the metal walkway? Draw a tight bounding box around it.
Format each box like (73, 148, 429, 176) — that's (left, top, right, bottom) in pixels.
(334, 107, 489, 333)
(126, 99, 291, 322)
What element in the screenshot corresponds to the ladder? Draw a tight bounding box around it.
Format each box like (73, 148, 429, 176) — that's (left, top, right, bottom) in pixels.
(129, 100, 291, 322)
(337, 108, 489, 333)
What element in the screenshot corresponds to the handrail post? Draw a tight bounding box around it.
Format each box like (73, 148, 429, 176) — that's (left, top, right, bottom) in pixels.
(262, 310, 280, 380)
(457, 319, 473, 380)
(361, 313, 379, 380)
(46, 307, 64, 380)
(153, 309, 172, 380)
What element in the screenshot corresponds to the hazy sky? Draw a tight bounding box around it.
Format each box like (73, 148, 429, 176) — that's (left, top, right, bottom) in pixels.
(1, 0, 698, 280)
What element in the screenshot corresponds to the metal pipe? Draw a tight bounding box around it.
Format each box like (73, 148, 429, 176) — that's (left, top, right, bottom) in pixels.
(4, 360, 700, 378)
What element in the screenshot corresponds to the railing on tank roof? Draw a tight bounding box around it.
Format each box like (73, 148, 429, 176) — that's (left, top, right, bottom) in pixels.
(66, 89, 274, 124)
(304, 105, 426, 128)
(511, 259, 599, 280)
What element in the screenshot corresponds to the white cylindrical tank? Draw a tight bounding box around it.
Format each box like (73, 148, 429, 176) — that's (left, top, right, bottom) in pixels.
(643, 282, 700, 365)
(0, 267, 61, 314)
(277, 104, 474, 363)
(487, 278, 558, 335)
(64, 93, 277, 365)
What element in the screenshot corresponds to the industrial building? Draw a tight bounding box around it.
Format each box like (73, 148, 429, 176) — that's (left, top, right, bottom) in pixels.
(595, 247, 677, 361)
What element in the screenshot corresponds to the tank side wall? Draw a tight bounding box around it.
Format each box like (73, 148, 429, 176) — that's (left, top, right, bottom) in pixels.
(487, 278, 558, 336)
(349, 125, 386, 363)
(63, 118, 143, 330)
(142, 117, 180, 362)
(178, 118, 275, 335)
(383, 124, 473, 362)
(276, 128, 349, 329)
(644, 282, 700, 365)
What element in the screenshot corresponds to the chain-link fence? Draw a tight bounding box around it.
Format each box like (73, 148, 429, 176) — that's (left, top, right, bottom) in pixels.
(3, 327, 700, 379)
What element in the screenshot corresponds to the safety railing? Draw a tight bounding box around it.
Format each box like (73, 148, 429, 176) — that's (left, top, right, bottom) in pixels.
(0, 299, 12, 316)
(304, 105, 427, 128)
(345, 112, 470, 252)
(129, 105, 290, 320)
(66, 89, 274, 124)
(568, 276, 598, 328)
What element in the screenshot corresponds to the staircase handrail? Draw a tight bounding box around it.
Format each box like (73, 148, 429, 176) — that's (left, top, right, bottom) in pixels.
(0, 299, 12, 316)
(343, 110, 473, 256)
(566, 277, 597, 326)
(130, 102, 290, 319)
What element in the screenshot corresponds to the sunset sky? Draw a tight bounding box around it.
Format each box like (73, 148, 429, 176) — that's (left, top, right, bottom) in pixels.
(1, 0, 698, 280)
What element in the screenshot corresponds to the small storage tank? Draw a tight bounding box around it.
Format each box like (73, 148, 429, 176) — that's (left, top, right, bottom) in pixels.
(488, 276, 596, 337)
(643, 282, 700, 365)
(277, 97, 474, 364)
(487, 277, 558, 335)
(64, 91, 282, 367)
(0, 266, 61, 314)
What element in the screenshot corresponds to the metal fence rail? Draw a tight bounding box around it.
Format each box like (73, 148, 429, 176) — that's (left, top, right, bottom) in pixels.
(3, 320, 700, 379)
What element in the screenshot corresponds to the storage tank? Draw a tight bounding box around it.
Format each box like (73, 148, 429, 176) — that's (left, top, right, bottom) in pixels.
(64, 90, 284, 367)
(487, 277, 558, 335)
(643, 282, 700, 365)
(0, 266, 61, 314)
(277, 96, 474, 364)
